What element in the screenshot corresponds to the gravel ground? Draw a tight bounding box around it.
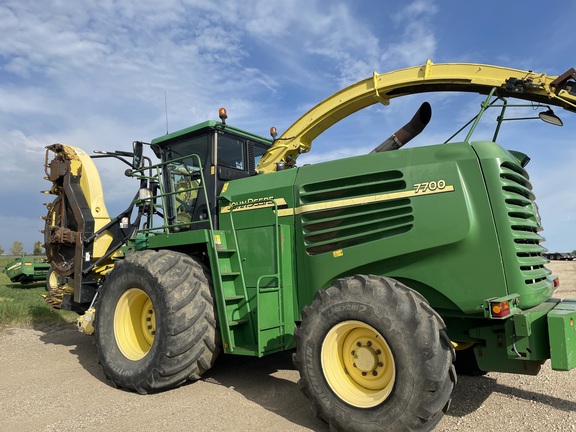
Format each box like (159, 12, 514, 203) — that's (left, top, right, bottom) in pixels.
(0, 261, 574, 431)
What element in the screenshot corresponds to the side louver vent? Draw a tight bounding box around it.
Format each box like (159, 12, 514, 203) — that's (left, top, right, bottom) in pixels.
(499, 161, 548, 285)
(299, 171, 413, 255)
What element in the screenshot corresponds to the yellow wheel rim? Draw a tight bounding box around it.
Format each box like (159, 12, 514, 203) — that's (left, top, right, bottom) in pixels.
(321, 320, 395, 408)
(114, 288, 156, 361)
(47, 270, 59, 290)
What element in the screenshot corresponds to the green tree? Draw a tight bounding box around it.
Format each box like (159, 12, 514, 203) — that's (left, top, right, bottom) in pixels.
(0, 244, 4, 255)
(33, 241, 44, 255)
(10, 241, 24, 256)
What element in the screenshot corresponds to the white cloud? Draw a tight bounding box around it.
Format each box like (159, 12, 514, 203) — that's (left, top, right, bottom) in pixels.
(392, 0, 438, 22)
(1, 0, 574, 254)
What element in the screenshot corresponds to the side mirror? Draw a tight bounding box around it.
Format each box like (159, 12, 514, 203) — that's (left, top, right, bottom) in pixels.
(132, 141, 144, 168)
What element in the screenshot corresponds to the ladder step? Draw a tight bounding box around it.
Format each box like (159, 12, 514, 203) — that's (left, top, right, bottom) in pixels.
(225, 295, 245, 303)
(221, 271, 240, 277)
(260, 324, 284, 331)
(217, 248, 236, 254)
(229, 319, 248, 327)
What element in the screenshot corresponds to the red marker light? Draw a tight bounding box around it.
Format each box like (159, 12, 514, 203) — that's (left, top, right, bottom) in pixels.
(270, 126, 278, 140)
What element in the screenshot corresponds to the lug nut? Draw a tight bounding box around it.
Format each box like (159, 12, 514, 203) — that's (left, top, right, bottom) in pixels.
(372, 371, 378, 376)
(362, 372, 367, 376)
(376, 349, 382, 355)
(351, 350, 355, 355)
(367, 341, 372, 347)
(356, 341, 362, 347)
(146, 317, 151, 321)
(378, 362, 384, 367)
(147, 325, 152, 329)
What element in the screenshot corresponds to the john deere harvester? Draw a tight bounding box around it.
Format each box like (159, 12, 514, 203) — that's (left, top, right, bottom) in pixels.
(42, 61, 576, 432)
(3, 253, 51, 285)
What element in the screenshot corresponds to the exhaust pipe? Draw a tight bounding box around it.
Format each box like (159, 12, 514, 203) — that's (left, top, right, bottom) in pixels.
(370, 102, 432, 153)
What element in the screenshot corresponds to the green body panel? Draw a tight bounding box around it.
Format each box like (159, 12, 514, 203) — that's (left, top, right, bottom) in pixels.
(208, 225, 296, 357)
(143, 229, 212, 249)
(212, 139, 576, 369)
(137, 122, 576, 371)
(215, 169, 298, 356)
(293, 141, 511, 315)
(547, 300, 576, 370)
(3, 255, 50, 284)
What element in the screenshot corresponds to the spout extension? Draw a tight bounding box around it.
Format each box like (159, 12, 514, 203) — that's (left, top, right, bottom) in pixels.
(370, 102, 432, 153)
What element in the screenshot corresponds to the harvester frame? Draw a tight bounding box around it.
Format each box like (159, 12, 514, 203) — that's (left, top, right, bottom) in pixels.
(41, 60, 576, 432)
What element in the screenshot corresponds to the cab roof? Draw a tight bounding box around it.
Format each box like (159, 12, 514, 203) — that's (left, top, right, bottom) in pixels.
(151, 120, 272, 147)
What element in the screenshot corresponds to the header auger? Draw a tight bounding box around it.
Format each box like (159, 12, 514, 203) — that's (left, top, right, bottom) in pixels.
(41, 61, 576, 431)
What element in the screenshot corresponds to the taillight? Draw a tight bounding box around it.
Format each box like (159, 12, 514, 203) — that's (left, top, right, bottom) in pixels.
(490, 300, 511, 318)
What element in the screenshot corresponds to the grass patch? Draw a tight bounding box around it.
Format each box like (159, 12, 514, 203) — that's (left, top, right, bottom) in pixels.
(0, 257, 77, 331)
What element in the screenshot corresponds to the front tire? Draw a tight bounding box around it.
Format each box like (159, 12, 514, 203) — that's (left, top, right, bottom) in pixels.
(95, 249, 220, 393)
(293, 275, 456, 432)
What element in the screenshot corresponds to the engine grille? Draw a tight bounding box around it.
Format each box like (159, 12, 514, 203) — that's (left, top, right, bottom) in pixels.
(499, 161, 549, 285)
(298, 171, 414, 255)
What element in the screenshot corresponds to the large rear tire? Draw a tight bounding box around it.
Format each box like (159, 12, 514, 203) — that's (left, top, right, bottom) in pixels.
(293, 275, 456, 432)
(95, 249, 220, 393)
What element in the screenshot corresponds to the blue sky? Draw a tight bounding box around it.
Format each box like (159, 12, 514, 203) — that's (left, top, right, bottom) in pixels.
(1, 0, 575, 253)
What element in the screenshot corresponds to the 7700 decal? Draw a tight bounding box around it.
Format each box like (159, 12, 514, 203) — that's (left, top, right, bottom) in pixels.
(413, 180, 452, 194)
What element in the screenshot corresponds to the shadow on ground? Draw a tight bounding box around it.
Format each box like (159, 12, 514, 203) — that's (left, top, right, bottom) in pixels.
(202, 350, 328, 431)
(30, 324, 576, 430)
(448, 373, 576, 417)
(33, 323, 327, 431)
(34, 321, 105, 384)
(6, 282, 45, 290)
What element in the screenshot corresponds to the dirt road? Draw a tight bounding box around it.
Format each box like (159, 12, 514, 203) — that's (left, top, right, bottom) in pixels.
(1, 262, 575, 431)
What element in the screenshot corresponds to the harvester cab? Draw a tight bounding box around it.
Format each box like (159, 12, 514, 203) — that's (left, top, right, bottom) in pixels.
(147, 113, 271, 231)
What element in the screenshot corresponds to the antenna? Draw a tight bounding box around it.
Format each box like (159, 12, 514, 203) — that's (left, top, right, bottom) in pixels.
(164, 90, 169, 134)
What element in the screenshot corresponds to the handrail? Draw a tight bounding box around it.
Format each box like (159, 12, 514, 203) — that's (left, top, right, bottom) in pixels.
(131, 153, 214, 234)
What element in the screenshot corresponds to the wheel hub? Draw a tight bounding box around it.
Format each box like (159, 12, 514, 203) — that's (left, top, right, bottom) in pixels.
(321, 320, 396, 408)
(354, 346, 378, 373)
(140, 298, 156, 346)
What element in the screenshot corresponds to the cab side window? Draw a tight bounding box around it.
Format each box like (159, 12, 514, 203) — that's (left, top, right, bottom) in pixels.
(253, 143, 268, 169)
(218, 135, 244, 170)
